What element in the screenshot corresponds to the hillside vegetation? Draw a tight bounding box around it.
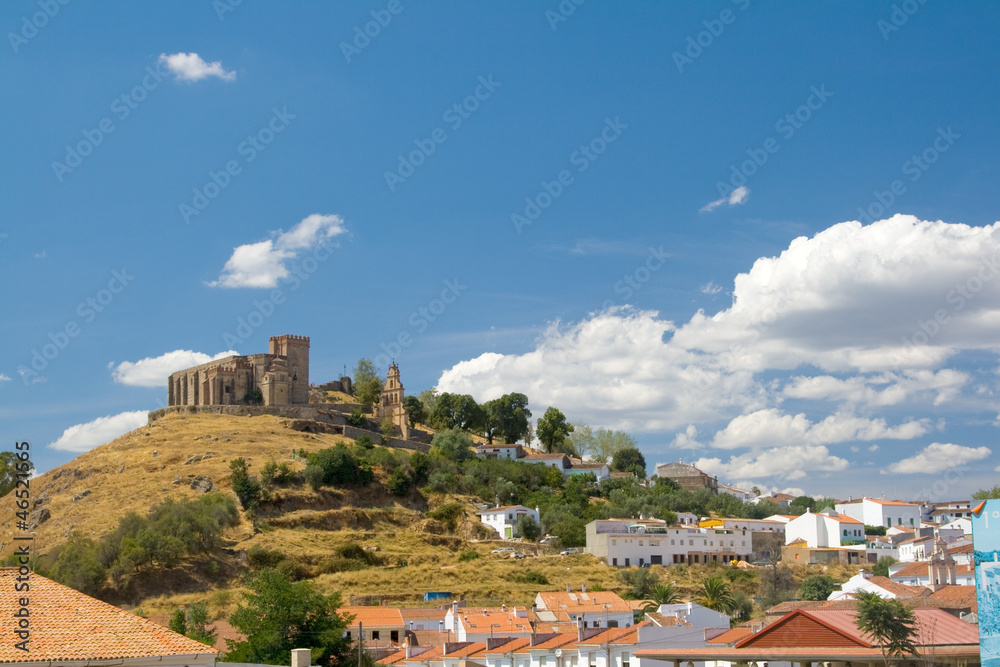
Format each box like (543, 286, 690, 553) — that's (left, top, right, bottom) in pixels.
(0, 411, 853, 620)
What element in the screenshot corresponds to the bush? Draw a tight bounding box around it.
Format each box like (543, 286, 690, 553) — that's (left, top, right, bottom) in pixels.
(261, 460, 297, 487)
(247, 545, 285, 569)
(304, 465, 324, 491)
(430, 429, 475, 462)
(427, 503, 465, 531)
(426, 470, 457, 494)
(48, 533, 105, 596)
(230, 458, 262, 510)
(355, 434, 375, 450)
(458, 549, 480, 562)
(308, 444, 374, 486)
(318, 557, 370, 574)
(346, 409, 366, 426)
(507, 570, 549, 585)
(386, 468, 412, 496)
(336, 543, 386, 566)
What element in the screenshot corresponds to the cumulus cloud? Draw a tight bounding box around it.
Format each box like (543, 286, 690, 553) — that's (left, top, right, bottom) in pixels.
(888, 442, 991, 473)
(438, 215, 1000, 484)
(110, 349, 238, 387)
(701, 281, 723, 295)
(0, 373, 10, 382)
(49, 411, 149, 452)
(700, 186, 750, 213)
(210, 214, 346, 288)
(696, 444, 850, 482)
(158, 52, 236, 82)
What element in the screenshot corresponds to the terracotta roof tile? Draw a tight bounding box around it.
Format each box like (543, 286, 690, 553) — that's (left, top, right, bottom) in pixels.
(707, 627, 755, 645)
(342, 606, 405, 627)
(0, 568, 215, 662)
(537, 591, 632, 614)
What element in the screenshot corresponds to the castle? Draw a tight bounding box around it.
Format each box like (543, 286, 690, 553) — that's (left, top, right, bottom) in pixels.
(166, 334, 411, 438)
(168, 335, 311, 407)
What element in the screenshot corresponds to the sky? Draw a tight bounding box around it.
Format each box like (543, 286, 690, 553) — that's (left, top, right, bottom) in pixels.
(2, 1, 999, 502)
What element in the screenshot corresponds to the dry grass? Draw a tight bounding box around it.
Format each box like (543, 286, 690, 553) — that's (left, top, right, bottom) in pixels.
(0, 410, 859, 616)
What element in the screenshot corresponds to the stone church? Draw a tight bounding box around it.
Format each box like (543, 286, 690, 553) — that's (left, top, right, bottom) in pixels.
(168, 334, 311, 407)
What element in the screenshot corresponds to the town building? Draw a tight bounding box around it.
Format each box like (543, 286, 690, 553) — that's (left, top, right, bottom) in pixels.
(479, 505, 541, 539)
(716, 484, 755, 503)
(654, 462, 717, 493)
(586, 518, 752, 567)
(922, 499, 974, 524)
(476, 444, 526, 460)
(342, 606, 406, 648)
(535, 589, 634, 629)
(834, 497, 922, 529)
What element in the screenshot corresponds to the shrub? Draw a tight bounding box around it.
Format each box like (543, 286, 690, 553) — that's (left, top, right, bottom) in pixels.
(380, 418, 397, 441)
(247, 545, 285, 569)
(308, 445, 373, 486)
(457, 549, 480, 562)
(230, 458, 262, 510)
(48, 533, 105, 596)
(426, 470, 457, 494)
(507, 570, 549, 585)
(260, 460, 297, 487)
(355, 434, 375, 449)
(386, 468, 412, 496)
(304, 465, 324, 491)
(347, 409, 366, 426)
(427, 503, 465, 531)
(318, 557, 370, 574)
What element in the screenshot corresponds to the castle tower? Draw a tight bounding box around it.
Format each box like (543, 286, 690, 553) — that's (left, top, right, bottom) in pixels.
(269, 335, 310, 404)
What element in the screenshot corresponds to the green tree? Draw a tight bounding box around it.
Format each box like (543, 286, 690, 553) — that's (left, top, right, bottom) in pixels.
(592, 428, 638, 464)
(48, 533, 105, 596)
(610, 446, 646, 477)
(169, 607, 187, 636)
(799, 574, 839, 601)
(185, 601, 218, 646)
(404, 396, 425, 425)
(517, 514, 542, 541)
(225, 568, 353, 667)
(482, 393, 532, 444)
(386, 468, 411, 496)
(973, 485, 1000, 500)
(866, 525, 887, 536)
(354, 377, 383, 408)
(536, 407, 573, 453)
(873, 555, 897, 577)
(431, 393, 485, 431)
(353, 358, 379, 386)
(788, 495, 815, 515)
(430, 428, 475, 462)
(0, 451, 34, 498)
(696, 576, 736, 614)
(854, 590, 919, 667)
(380, 418, 396, 442)
(229, 457, 262, 510)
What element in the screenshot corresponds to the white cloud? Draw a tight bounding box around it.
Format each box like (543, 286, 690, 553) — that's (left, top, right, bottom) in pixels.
(700, 186, 750, 213)
(888, 442, 991, 474)
(158, 52, 236, 82)
(701, 281, 723, 295)
(696, 444, 850, 482)
(49, 411, 149, 453)
(0, 373, 10, 382)
(670, 424, 705, 449)
(110, 349, 238, 387)
(34, 250, 46, 259)
(210, 214, 346, 288)
(783, 370, 968, 407)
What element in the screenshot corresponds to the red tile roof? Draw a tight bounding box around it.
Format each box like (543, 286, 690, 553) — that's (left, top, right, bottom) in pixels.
(341, 606, 405, 627)
(925, 585, 978, 611)
(866, 576, 929, 597)
(537, 591, 632, 614)
(707, 627, 755, 644)
(0, 569, 216, 662)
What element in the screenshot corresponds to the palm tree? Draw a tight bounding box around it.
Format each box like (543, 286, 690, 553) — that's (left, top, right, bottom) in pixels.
(695, 576, 736, 614)
(639, 583, 683, 619)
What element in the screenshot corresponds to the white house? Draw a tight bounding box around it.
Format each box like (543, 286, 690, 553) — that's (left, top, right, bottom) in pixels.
(476, 444, 525, 460)
(834, 497, 921, 529)
(896, 535, 934, 562)
(675, 511, 699, 525)
(717, 484, 755, 503)
(827, 570, 926, 600)
(922, 500, 973, 524)
(535, 589, 634, 629)
(586, 519, 752, 567)
(567, 460, 611, 481)
(479, 505, 540, 539)
(784, 509, 865, 549)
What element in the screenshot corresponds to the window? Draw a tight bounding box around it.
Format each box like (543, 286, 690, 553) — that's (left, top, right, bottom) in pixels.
(622, 652, 630, 667)
(346, 631, 352, 640)
(391, 631, 398, 642)
(372, 631, 380, 640)
(639, 558, 644, 566)
(540, 657, 547, 667)
(612, 558, 618, 566)
(608, 620, 619, 628)
(671, 539, 675, 545)
(624, 558, 630, 566)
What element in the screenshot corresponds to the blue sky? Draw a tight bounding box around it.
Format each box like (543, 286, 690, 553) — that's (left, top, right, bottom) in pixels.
(2, 1, 999, 501)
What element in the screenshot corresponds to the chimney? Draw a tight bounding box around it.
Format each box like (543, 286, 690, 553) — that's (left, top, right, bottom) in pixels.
(405, 640, 412, 660)
(439, 620, 445, 633)
(577, 616, 584, 641)
(291, 648, 311, 667)
(453, 601, 459, 615)
(502, 603, 506, 613)
(566, 583, 571, 593)
(581, 583, 587, 593)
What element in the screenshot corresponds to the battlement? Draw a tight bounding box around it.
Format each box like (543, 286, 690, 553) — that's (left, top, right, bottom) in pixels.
(270, 334, 310, 343)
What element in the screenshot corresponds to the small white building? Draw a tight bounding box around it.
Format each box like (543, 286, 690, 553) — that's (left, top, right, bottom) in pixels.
(784, 509, 865, 549)
(897, 535, 934, 562)
(828, 570, 925, 600)
(835, 497, 921, 529)
(717, 484, 756, 503)
(656, 602, 730, 629)
(586, 519, 752, 567)
(535, 589, 634, 629)
(479, 505, 540, 539)
(476, 444, 525, 460)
